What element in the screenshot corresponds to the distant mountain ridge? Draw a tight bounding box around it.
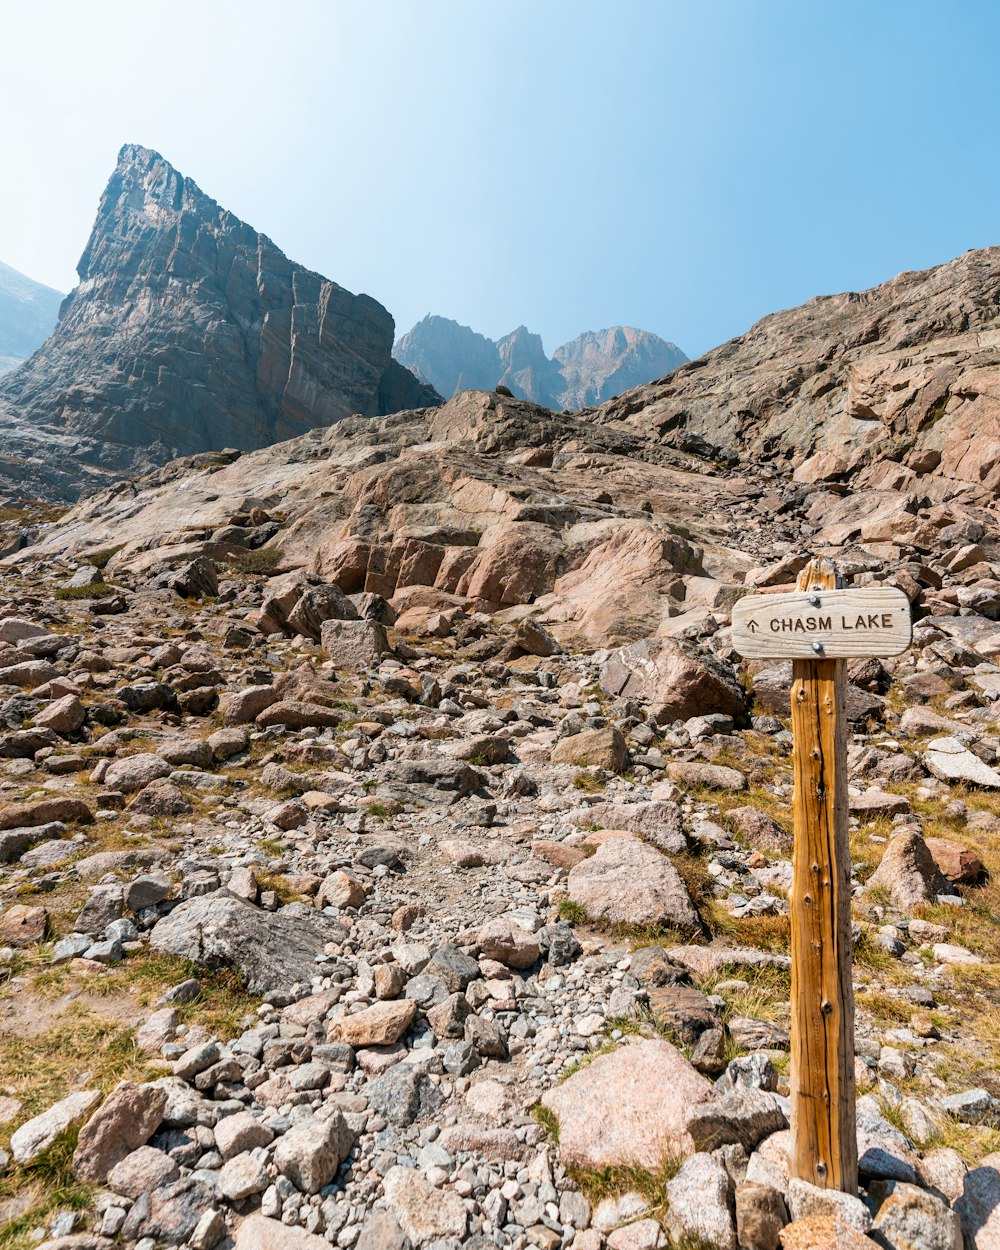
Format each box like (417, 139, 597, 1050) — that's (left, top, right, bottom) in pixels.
(0, 261, 63, 376)
(394, 314, 687, 409)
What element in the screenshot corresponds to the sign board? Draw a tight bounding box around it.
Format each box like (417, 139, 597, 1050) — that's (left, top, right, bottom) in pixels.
(731, 586, 911, 660)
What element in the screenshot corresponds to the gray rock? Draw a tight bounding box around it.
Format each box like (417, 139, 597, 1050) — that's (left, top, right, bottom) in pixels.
(665, 1152, 736, 1250)
(149, 890, 345, 1000)
(273, 1111, 353, 1194)
(367, 1064, 443, 1127)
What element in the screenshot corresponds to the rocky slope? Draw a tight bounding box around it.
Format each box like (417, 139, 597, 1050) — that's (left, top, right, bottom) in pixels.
(0, 260, 63, 376)
(0, 368, 999, 1248)
(0, 145, 437, 503)
(394, 315, 687, 408)
(594, 246, 1000, 496)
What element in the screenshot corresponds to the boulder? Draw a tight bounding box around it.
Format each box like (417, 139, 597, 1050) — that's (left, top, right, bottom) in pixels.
(566, 835, 701, 933)
(320, 618, 391, 670)
(286, 583, 359, 640)
(11, 1090, 102, 1164)
(563, 800, 687, 853)
(103, 753, 172, 793)
(665, 1152, 737, 1250)
(476, 916, 541, 968)
(273, 1111, 353, 1194)
(550, 726, 628, 771)
(255, 700, 343, 730)
(600, 636, 746, 725)
(869, 1179, 962, 1250)
(866, 831, 949, 910)
(0, 798, 92, 829)
(327, 999, 417, 1047)
(925, 837, 984, 883)
(541, 1039, 717, 1168)
(381, 1164, 468, 1244)
(235, 1216, 331, 1250)
(220, 685, 281, 725)
(149, 891, 346, 999)
(955, 1153, 1000, 1250)
(72, 1080, 167, 1182)
(34, 695, 86, 735)
(729, 806, 793, 852)
(923, 736, 1000, 788)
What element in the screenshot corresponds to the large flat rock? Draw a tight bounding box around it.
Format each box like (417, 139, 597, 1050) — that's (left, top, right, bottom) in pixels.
(150, 891, 346, 1000)
(541, 1038, 717, 1169)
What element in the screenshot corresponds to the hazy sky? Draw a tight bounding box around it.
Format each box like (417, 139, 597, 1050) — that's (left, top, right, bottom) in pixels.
(3, 0, 998, 358)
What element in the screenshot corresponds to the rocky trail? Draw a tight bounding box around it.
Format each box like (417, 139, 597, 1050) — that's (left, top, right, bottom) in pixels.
(0, 386, 999, 1250)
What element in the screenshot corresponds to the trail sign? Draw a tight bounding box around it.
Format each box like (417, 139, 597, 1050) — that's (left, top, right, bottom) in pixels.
(731, 558, 912, 1197)
(732, 585, 911, 659)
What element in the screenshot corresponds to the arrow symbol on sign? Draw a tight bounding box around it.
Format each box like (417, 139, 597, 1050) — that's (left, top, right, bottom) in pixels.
(746, 619, 759, 633)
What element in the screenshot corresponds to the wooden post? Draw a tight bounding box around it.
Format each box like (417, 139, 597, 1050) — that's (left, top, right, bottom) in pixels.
(788, 556, 858, 1194)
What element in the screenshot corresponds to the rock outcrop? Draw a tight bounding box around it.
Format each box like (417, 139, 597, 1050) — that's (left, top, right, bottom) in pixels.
(0, 260, 63, 377)
(0, 145, 438, 502)
(593, 245, 1000, 497)
(394, 313, 687, 407)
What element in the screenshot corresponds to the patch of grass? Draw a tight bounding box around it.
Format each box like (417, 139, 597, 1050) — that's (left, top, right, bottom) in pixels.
(557, 900, 587, 925)
(531, 1104, 560, 1145)
(257, 838, 287, 857)
(699, 961, 792, 1000)
(0, 1012, 156, 1124)
(920, 1116, 1000, 1165)
(255, 872, 303, 906)
(567, 1155, 681, 1211)
(53, 583, 114, 601)
(866, 883, 892, 907)
(0, 1129, 93, 1250)
(572, 770, 606, 794)
(853, 928, 895, 973)
(361, 780, 379, 795)
(670, 850, 714, 911)
(704, 905, 791, 952)
(856, 990, 913, 1026)
(366, 802, 391, 820)
(234, 545, 282, 574)
(84, 544, 125, 571)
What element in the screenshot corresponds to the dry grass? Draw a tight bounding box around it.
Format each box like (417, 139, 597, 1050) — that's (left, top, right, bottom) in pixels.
(0, 1129, 93, 1250)
(0, 1010, 159, 1124)
(704, 905, 791, 952)
(566, 1155, 681, 1212)
(4, 951, 258, 1040)
(855, 989, 913, 1026)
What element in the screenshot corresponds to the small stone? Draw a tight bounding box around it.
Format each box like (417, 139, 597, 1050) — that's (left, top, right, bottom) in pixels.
(381, 1164, 468, 1244)
(10, 1090, 102, 1164)
(665, 1152, 736, 1250)
(106, 1144, 179, 1199)
(327, 998, 416, 1047)
(273, 1111, 353, 1193)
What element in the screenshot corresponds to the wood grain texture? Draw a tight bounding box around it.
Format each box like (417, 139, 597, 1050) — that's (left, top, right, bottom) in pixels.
(732, 586, 911, 659)
(789, 557, 859, 1194)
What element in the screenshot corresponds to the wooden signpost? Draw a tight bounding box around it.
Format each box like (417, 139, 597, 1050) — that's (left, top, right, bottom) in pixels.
(732, 557, 912, 1194)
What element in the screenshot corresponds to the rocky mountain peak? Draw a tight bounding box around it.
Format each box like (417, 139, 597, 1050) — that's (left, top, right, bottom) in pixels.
(0, 144, 438, 502)
(394, 315, 687, 410)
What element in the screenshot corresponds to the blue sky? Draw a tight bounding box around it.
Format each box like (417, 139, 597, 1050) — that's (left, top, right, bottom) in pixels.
(3, 0, 998, 358)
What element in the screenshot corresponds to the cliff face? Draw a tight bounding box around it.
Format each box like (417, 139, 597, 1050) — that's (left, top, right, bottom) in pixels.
(594, 247, 1000, 492)
(0, 261, 63, 376)
(394, 315, 687, 409)
(0, 145, 437, 499)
